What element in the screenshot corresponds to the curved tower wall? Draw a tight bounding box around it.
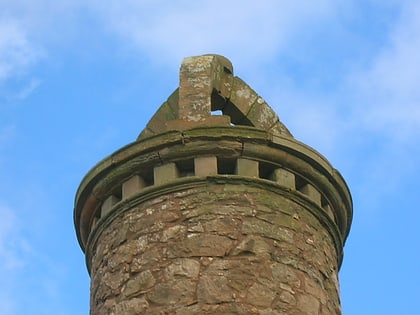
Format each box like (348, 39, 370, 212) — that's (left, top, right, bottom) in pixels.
(74, 55, 352, 314)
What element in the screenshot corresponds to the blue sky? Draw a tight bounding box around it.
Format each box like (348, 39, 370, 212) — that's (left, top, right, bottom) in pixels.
(1, 1, 419, 314)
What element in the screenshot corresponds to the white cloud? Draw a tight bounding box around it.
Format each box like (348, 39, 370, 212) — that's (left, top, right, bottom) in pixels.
(348, 1, 420, 140)
(0, 20, 41, 83)
(0, 1, 83, 98)
(0, 205, 26, 272)
(90, 0, 337, 67)
(260, 0, 420, 158)
(0, 200, 74, 314)
(15, 78, 41, 100)
(84, 0, 420, 162)
(266, 84, 346, 159)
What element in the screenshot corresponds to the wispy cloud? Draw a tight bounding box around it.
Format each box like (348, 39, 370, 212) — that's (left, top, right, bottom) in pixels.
(261, 1, 420, 151)
(0, 0, 86, 100)
(348, 1, 420, 141)
(0, 20, 40, 83)
(0, 204, 26, 314)
(0, 124, 15, 147)
(90, 0, 338, 67)
(0, 205, 26, 271)
(0, 200, 78, 314)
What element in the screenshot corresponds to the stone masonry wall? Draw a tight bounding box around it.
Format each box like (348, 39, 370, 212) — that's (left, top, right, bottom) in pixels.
(89, 181, 341, 315)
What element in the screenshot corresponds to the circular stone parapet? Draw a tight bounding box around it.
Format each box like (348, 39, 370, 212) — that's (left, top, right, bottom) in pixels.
(74, 54, 353, 314)
(74, 125, 352, 271)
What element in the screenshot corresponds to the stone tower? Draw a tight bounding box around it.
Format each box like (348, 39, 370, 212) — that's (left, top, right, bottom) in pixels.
(74, 55, 352, 314)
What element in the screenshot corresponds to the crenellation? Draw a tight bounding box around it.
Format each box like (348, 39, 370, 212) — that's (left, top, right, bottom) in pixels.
(235, 158, 259, 177)
(194, 156, 218, 176)
(122, 175, 146, 200)
(270, 168, 296, 189)
(100, 194, 120, 218)
(299, 182, 322, 207)
(154, 162, 180, 185)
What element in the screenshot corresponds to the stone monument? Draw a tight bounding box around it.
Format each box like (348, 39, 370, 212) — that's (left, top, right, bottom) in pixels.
(74, 54, 352, 314)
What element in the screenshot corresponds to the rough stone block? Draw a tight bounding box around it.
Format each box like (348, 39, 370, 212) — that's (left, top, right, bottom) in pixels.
(271, 168, 295, 189)
(166, 89, 179, 118)
(167, 234, 234, 258)
(197, 275, 232, 304)
(145, 101, 176, 134)
(235, 158, 259, 177)
(137, 90, 179, 140)
(297, 294, 321, 315)
(218, 71, 233, 100)
(229, 77, 257, 117)
(165, 258, 200, 279)
(122, 270, 155, 297)
(268, 120, 292, 137)
(247, 98, 279, 130)
(147, 279, 196, 306)
(194, 156, 218, 176)
(242, 218, 294, 243)
(154, 163, 180, 185)
(137, 54, 237, 137)
(209, 55, 233, 94)
(179, 55, 216, 122)
(122, 175, 145, 200)
(247, 282, 276, 307)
